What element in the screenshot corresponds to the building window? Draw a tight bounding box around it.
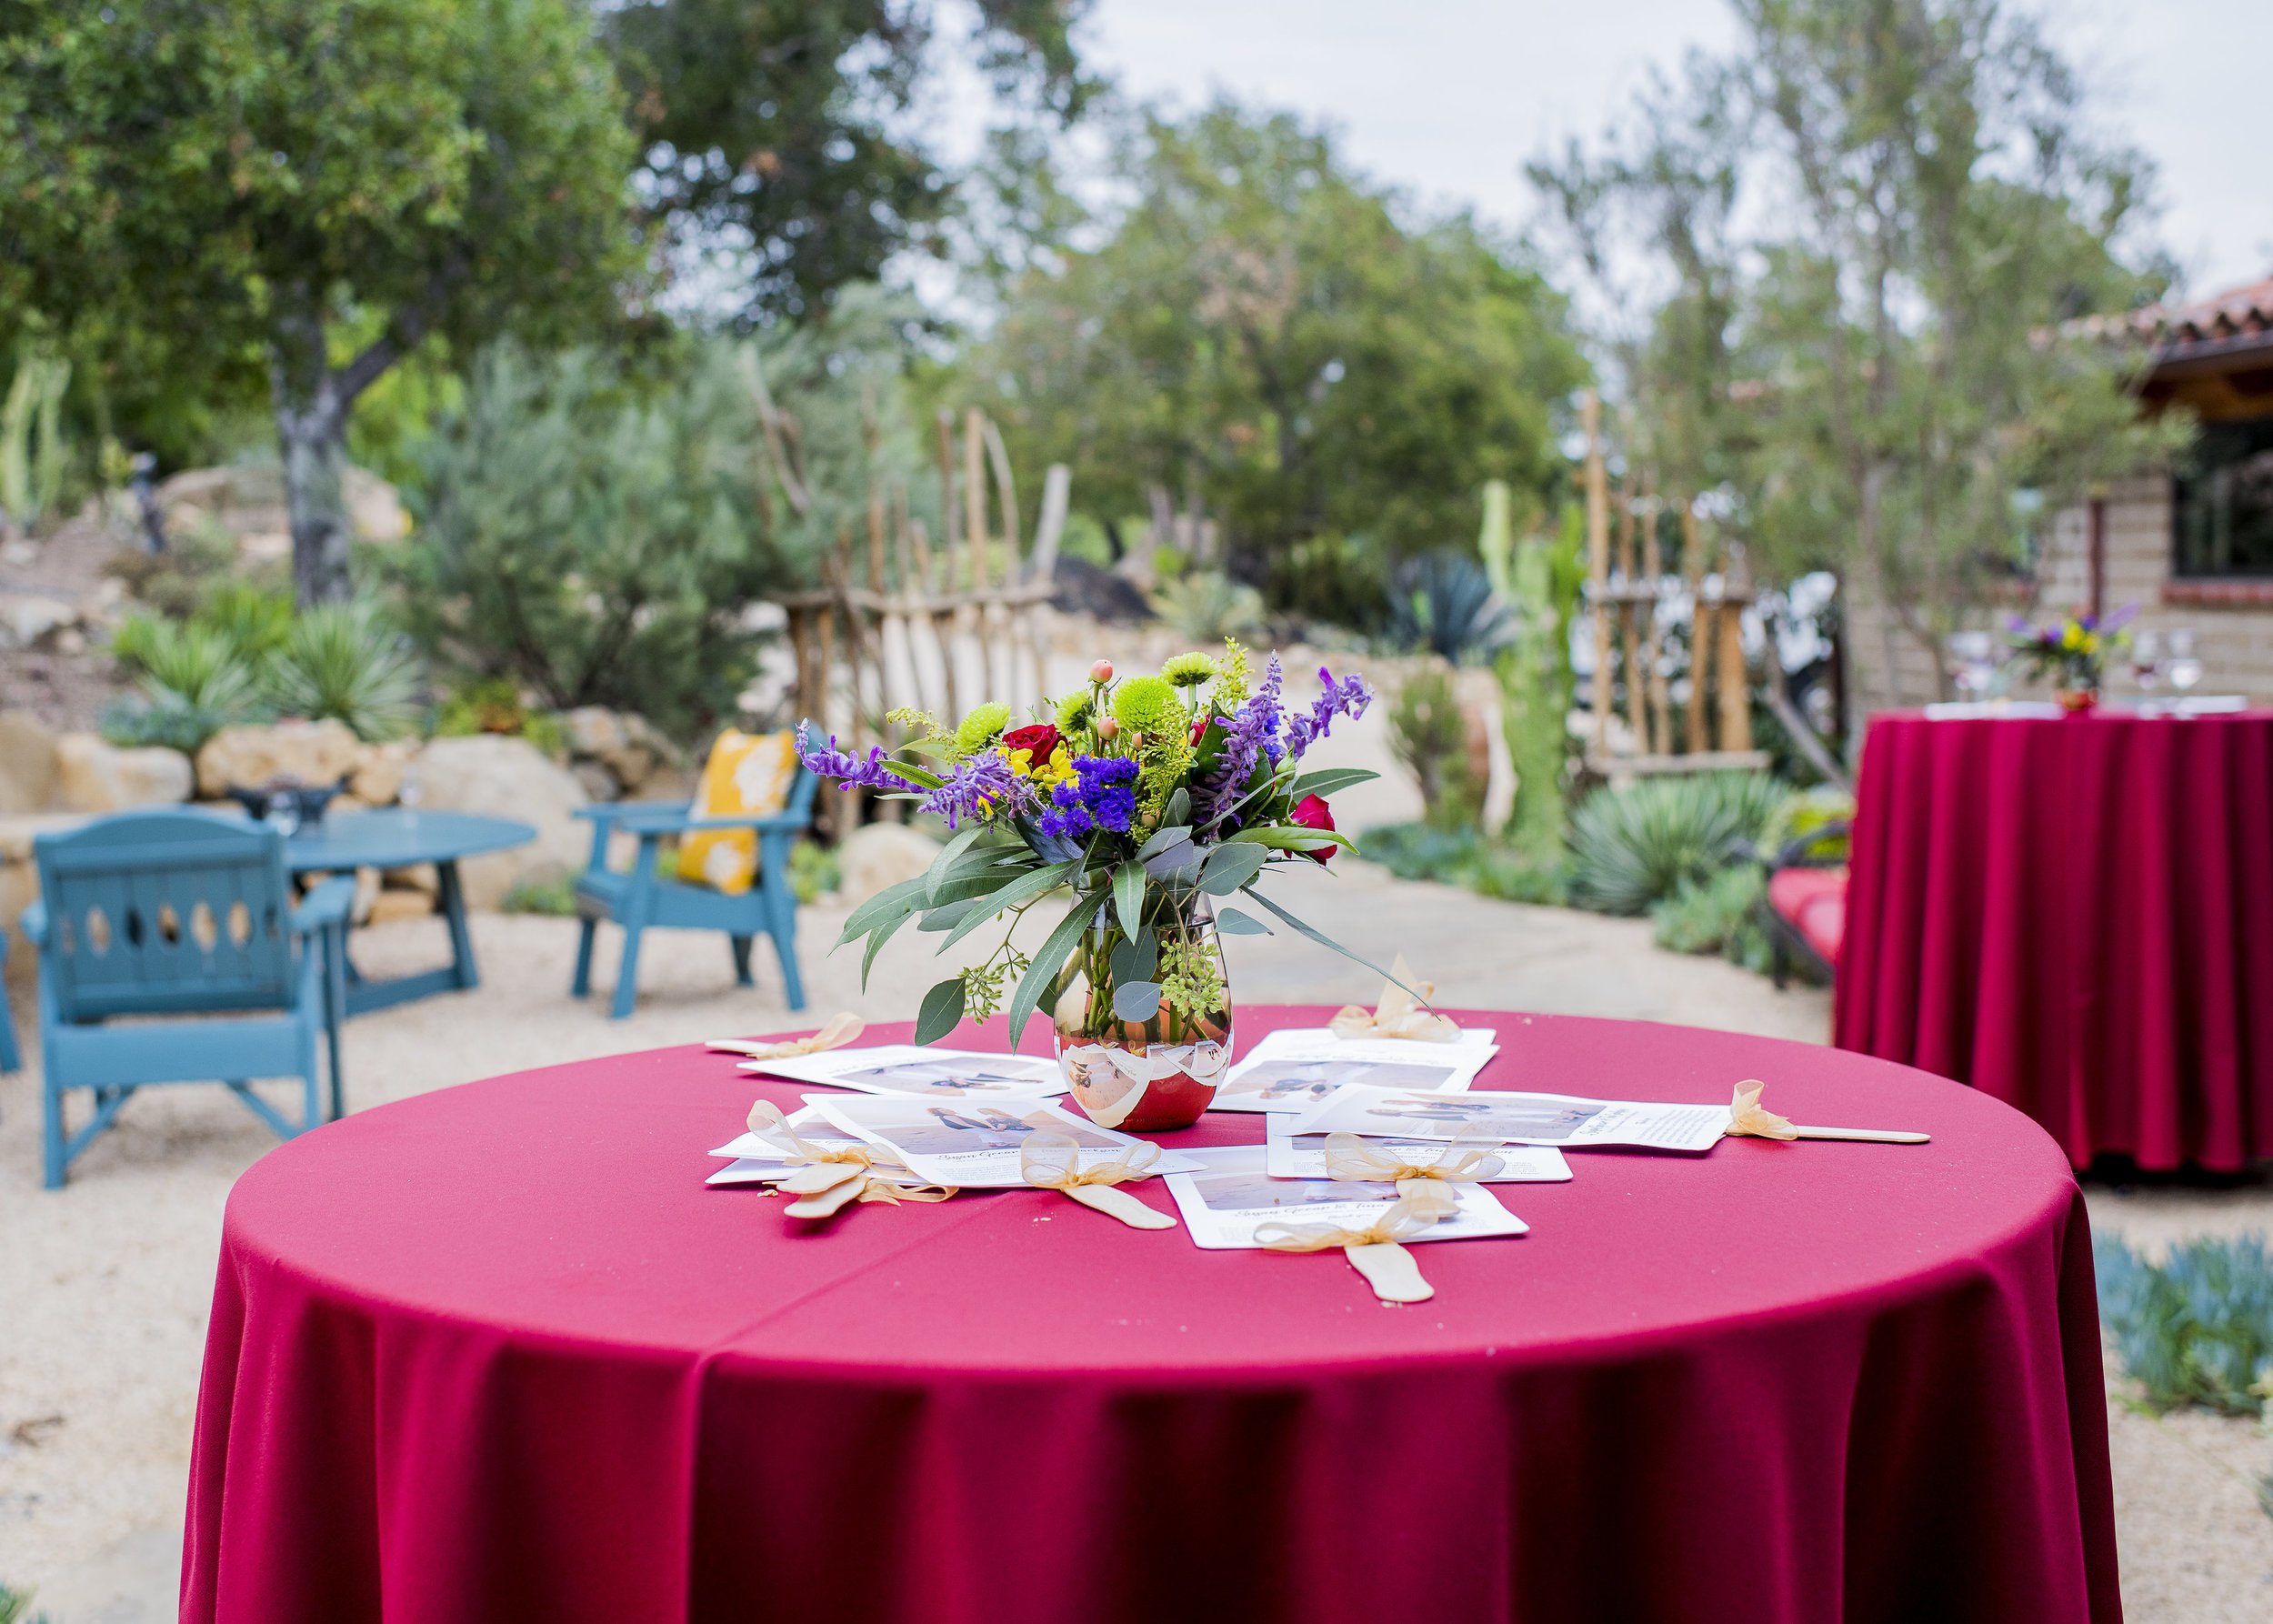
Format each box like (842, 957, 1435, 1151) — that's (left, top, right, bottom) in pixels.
(2175, 416, 2273, 577)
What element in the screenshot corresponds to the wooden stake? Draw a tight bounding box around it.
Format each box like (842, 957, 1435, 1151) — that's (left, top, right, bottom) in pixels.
(1717, 557, 1752, 754)
(936, 410, 961, 588)
(1681, 500, 1709, 755)
(1617, 489, 1645, 750)
(963, 408, 990, 592)
(1640, 474, 1672, 757)
(1582, 391, 1611, 758)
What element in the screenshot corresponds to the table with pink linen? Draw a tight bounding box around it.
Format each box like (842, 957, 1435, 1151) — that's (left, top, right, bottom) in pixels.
(1836, 708, 2273, 1170)
(184, 1006, 2118, 1624)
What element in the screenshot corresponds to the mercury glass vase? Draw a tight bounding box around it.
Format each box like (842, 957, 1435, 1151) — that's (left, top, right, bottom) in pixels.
(1052, 899, 1231, 1132)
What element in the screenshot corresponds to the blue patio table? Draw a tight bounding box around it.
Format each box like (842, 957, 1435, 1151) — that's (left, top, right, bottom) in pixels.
(285, 810, 536, 1018)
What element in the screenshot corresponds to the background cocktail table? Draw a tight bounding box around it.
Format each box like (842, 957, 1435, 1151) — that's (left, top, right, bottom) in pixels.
(183, 1006, 2117, 1624)
(285, 809, 536, 1016)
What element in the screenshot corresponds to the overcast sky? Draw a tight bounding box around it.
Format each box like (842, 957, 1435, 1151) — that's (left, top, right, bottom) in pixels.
(950, 0, 2268, 302)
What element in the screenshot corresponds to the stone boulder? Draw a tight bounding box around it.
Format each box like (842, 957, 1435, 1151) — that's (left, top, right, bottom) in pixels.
(0, 593, 80, 651)
(836, 821, 944, 909)
(405, 735, 589, 908)
(55, 735, 194, 811)
(196, 719, 364, 798)
(563, 706, 676, 794)
(0, 710, 59, 813)
(348, 738, 417, 806)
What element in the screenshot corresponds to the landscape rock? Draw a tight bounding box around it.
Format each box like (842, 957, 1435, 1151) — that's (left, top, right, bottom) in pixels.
(195, 719, 363, 798)
(0, 593, 80, 651)
(155, 463, 407, 559)
(365, 888, 434, 926)
(570, 759, 623, 803)
(563, 706, 676, 792)
(348, 738, 417, 806)
(55, 735, 194, 812)
(836, 820, 944, 909)
(405, 735, 589, 908)
(385, 863, 439, 895)
(0, 710, 59, 812)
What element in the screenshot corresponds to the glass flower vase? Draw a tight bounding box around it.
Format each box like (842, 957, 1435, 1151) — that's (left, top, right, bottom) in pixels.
(1052, 899, 1232, 1132)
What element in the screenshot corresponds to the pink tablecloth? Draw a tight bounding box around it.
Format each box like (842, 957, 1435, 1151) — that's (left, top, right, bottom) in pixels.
(183, 1007, 2118, 1624)
(1836, 710, 2273, 1170)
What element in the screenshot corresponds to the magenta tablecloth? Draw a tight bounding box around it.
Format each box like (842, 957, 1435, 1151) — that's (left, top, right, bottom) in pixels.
(183, 1007, 2118, 1624)
(1836, 710, 2273, 1171)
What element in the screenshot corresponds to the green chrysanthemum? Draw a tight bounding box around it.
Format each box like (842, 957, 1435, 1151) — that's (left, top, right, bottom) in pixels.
(1055, 687, 1096, 732)
(952, 702, 1011, 757)
(1161, 651, 1218, 688)
(1111, 675, 1184, 740)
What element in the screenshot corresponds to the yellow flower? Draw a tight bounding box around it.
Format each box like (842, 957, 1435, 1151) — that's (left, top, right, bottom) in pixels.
(2061, 623, 2083, 650)
(1034, 744, 1077, 790)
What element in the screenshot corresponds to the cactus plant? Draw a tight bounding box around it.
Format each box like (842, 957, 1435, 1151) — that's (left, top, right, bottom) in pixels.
(0, 347, 73, 531)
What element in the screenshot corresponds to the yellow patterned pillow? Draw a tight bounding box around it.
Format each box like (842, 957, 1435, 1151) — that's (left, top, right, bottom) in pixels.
(676, 729, 799, 894)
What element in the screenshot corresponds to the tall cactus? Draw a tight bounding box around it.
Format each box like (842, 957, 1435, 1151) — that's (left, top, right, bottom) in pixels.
(1489, 496, 1585, 861)
(0, 347, 73, 531)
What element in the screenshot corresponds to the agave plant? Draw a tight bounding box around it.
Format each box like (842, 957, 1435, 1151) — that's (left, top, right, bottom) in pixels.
(1149, 569, 1267, 642)
(2095, 1231, 2273, 1417)
(1567, 772, 1789, 916)
(265, 603, 425, 741)
(1383, 552, 1516, 667)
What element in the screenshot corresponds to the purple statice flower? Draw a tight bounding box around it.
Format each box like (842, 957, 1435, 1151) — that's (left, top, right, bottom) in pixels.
(797, 721, 920, 794)
(1285, 666, 1374, 759)
(1197, 656, 1286, 824)
(920, 749, 1031, 830)
(1038, 756, 1140, 841)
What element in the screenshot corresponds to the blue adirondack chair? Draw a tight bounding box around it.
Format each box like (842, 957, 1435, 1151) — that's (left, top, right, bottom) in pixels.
(26, 812, 353, 1188)
(570, 763, 817, 1018)
(0, 927, 21, 1074)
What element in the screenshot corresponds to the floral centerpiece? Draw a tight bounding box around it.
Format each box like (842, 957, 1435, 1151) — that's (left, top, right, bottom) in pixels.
(2005, 607, 2131, 711)
(799, 645, 1386, 1129)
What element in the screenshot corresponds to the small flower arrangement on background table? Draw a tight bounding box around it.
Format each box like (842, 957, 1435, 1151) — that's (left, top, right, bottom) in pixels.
(2005, 606, 2131, 712)
(798, 644, 1386, 1128)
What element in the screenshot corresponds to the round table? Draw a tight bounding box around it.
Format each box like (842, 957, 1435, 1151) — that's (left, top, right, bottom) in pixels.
(183, 1007, 2117, 1624)
(285, 810, 536, 1017)
(1836, 709, 2273, 1170)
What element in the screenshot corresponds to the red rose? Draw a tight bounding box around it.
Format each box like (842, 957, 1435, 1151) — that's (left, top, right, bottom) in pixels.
(1001, 722, 1062, 765)
(1290, 794, 1336, 864)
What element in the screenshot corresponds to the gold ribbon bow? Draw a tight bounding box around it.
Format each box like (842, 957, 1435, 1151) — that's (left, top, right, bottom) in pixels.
(1257, 1188, 1457, 1303)
(707, 1012, 865, 1063)
(1726, 1079, 1798, 1140)
(1018, 1131, 1177, 1229)
(1321, 1131, 1506, 1198)
(744, 1099, 957, 1217)
(1327, 955, 1462, 1042)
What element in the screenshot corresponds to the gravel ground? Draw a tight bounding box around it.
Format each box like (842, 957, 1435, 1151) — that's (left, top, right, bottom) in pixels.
(2, 870, 2268, 1620)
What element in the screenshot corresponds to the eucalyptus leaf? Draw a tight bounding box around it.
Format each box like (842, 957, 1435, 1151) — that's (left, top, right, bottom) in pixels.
(916, 896, 987, 933)
(914, 977, 967, 1043)
(837, 873, 932, 946)
(1110, 927, 1158, 983)
(1287, 767, 1379, 800)
(1197, 841, 1267, 895)
(859, 904, 920, 989)
(1142, 834, 1201, 883)
(927, 823, 987, 902)
(1214, 906, 1271, 936)
(1164, 787, 1191, 827)
(1137, 824, 1194, 861)
(1226, 826, 1354, 853)
(1238, 887, 1423, 999)
(936, 859, 1077, 951)
(1006, 888, 1106, 1049)
(1112, 980, 1165, 1021)
(1113, 861, 1146, 936)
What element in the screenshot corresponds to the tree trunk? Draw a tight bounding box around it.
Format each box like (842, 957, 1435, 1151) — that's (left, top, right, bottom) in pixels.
(277, 394, 353, 606)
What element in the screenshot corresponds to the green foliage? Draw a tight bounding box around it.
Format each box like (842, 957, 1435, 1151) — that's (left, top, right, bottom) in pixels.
(970, 99, 1584, 627)
(1357, 823, 1568, 907)
(1567, 773, 1788, 916)
(1149, 571, 1267, 643)
(501, 873, 578, 917)
(395, 343, 802, 741)
(266, 603, 423, 741)
(2095, 1232, 2273, 1418)
(2, 0, 643, 599)
(788, 838, 841, 906)
(0, 345, 71, 530)
(1495, 505, 1587, 863)
(101, 520, 245, 622)
(112, 616, 259, 716)
(195, 582, 295, 661)
(432, 677, 566, 757)
(1651, 864, 1770, 973)
(1383, 554, 1516, 667)
(0, 1579, 54, 1624)
(1387, 667, 1485, 833)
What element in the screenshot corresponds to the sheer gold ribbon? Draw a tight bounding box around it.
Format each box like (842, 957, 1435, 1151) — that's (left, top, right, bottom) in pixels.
(1257, 1188, 1457, 1303)
(707, 1012, 866, 1062)
(1320, 1131, 1506, 1198)
(1726, 1080, 1798, 1141)
(1019, 1131, 1177, 1229)
(1327, 955, 1462, 1042)
(743, 1098, 957, 1217)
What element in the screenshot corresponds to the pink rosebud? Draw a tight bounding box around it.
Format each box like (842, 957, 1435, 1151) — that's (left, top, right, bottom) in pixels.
(1090, 659, 1114, 683)
(1097, 717, 1121, 739)
(1291, 794, 1336, 865)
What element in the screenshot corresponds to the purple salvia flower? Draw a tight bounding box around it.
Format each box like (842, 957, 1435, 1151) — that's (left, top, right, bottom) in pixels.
(1285, 667, 1374, 760)
(1197, 656, 1285, 823)
(920, 749, 1031, 830)
(797, 721, 920, 793)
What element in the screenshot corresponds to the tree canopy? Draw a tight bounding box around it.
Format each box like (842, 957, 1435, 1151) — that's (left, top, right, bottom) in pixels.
(966, 101, 1586, 624)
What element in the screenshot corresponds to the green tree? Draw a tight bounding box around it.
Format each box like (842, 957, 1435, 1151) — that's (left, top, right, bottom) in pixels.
(0, 0, 640, 604)
(603, 0, 1090, 320)
(965, 100, 1585, 624)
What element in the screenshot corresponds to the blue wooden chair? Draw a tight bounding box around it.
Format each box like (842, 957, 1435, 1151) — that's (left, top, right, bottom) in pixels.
(569, 764, 817, 1019)
(25, 812, 353, 1188)
(0, 927, 21, 1075)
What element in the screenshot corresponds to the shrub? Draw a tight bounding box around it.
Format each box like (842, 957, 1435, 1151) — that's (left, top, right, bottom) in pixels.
(1567, 772, 1789, 916)
(789, 838, 840, 904)
(1387, 666, 1485, 832)
(0, 1579, 53, 1624)
(196, 581, 295, 660)
(1383, 552, 1515, 666)
(1150, 570, 1266, 643)
(1652, 865, 1771, 973)
(2095, 1232, 2273, 1417)
(1356, 822, 1567, 907)
(433, 677, 567, 757)
(103, 614, 263, 753)
(395, 342, 803, 742)
(501, 873, 578, 917)
(265, 602, 424, 741)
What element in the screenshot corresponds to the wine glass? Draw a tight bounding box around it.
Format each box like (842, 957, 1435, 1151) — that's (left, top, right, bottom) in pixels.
(2130, 630, 2164, 710)
(1946, 630, 1995, 701)
(398, 768, 424, 814)
(2165, 628, 2204, 701)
